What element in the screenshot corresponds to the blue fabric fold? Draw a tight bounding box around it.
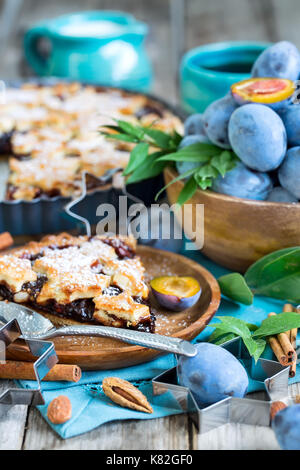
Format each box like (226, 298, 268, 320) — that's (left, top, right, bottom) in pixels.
(16, 245, 300, 439)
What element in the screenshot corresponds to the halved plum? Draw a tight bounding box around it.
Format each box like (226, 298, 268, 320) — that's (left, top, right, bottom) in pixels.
(150, 276, 201, 312)
(231, 77, 294, 107)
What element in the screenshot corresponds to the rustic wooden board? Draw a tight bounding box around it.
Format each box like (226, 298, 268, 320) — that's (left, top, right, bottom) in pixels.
(6, 246, 220, 370)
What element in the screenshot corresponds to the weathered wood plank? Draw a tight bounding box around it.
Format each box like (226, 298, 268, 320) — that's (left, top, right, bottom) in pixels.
(23, 408, 190, 450)
(0, 380, 28, 450)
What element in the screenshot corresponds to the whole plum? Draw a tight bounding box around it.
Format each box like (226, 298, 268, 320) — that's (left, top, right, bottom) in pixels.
(278, 105, 300, 147)
(212, 161, 272, 200)
(202, 94, 238, 149)
(184, 114, 207, 137)
(251, 41, 300, 81)
(266, 186, 298, 203)
(272, 405, 300, 450)
(177, 342, 248, 406)
(228, 104, 287, 171)
(278, 146, 300, 199)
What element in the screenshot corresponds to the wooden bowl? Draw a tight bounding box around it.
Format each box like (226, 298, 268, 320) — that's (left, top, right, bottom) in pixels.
(7, 246, 220, 370)
(164, 166, 300, 272)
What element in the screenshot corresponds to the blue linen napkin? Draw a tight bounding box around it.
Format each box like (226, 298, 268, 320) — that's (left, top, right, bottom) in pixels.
(17, 245, 300, 438)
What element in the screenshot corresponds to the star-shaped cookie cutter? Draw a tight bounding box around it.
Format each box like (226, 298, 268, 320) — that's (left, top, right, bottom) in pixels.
(0, 318, 58, 415)
(152, 337, 290, 434)
(64, 169, 143, 237)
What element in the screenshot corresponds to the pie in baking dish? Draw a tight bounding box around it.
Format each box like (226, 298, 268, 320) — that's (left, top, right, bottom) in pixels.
(0, 82, 182, 201)
(0, 233, 154, 332)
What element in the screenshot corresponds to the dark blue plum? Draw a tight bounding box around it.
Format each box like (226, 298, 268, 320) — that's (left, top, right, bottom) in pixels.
(179, 134, 210, 149)
(272, 405, 300, 450)
(177, 342, 248, 406)
(176, 135, 209, 175)
(278, 105, 300, 147)
(251, 41, 300, 81)
(266, 186, 298, 203)
(212, 161, 273, 200)
(278, 146, 300, 199)
(184, 114, 207, 137)
(228, 104, 287, 172)
(203, 94, 238, 149)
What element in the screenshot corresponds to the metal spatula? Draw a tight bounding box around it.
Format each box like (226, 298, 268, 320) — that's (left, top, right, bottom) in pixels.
(0, 301, 197, 357)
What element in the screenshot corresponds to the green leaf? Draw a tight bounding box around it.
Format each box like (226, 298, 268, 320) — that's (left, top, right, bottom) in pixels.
(245, 247, 300, 303)
(196, 177, 213, 190)
(214, 333, 237, 345)
(211, 151, 238, 177)
(117, 120, 145, 140)
(142, 127, 173, 149)
(123, 143, 149, 176)
(155, 166, 199, 201)
(218, 273, 254, 305)
(126, 152, 166, 184)
(102, 133, 139, 143)
(252, 312, 300, 338)
(177, 176, 198, 206)
(243, 337, 266, 362)
(208, 328, 237, 344)
(210, 316, 253, 339)
(195, 164, 219, 179)
(156, 143, 221, 162)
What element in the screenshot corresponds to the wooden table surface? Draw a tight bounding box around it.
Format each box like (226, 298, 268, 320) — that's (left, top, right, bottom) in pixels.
(0, 378, 299, 450)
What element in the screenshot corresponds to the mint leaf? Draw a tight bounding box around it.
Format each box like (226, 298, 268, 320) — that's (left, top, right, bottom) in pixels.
(211, 151, 238, 177)
(214, 333, 237, 345)
(117, 120, 145, 140)
(245, 247, 300, 303)
(195, 164, 219, 179)
(155, 166, 199, 201)
(157, 142, 221, 162)
(210, 316, 253, 339)
(126, 152, 166, 184)
(208, 328, 237, 343)
(177, 176, 198, 206)
(102, 132, 139, 143)
(252, 312, 300, 338)
(218, 273, 253, 305)
(142, 127, 173, 149)
(123, 143, 149, 176)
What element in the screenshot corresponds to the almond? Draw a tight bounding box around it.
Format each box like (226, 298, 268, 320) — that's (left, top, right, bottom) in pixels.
(294, 394, 300, 404)
(102, 377, 153, 414)
(270, 401, 287, 421)
(47, 395, 72, 424)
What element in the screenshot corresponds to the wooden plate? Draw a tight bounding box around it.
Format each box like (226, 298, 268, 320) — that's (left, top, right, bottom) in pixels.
(7, 246, 220, 370)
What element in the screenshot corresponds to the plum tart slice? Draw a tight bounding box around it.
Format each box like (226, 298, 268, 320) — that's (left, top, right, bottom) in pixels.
(0, 233, 155, 332)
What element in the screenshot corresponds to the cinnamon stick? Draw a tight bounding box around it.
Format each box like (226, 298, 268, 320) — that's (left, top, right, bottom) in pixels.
(283, 303, 294, 342)
(0, 361, 82, 382)
(289, 305, 299, 378)
(268, 336, 288, 365)
(268, 312, 296, 360)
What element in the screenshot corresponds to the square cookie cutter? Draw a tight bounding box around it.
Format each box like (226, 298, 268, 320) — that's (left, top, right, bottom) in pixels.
(152, 337, 290, 434)
(0, 317, 58, 415)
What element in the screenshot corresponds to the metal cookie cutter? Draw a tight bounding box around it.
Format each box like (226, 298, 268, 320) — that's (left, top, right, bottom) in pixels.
(64, 169, 143, 237)
(152, 337, 290, 434)
(0, 318, 58, 415)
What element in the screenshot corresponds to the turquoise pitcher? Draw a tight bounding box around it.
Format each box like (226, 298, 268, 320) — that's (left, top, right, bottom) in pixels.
(24, 10, 153, 92)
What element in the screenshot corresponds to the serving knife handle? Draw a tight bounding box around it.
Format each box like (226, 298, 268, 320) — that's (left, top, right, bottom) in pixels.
(41, 325, 197, 357)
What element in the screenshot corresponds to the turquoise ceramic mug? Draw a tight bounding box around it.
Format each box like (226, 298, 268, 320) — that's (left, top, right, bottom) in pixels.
(180, 41, 271, 113)
(24, 10, 153, 92)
